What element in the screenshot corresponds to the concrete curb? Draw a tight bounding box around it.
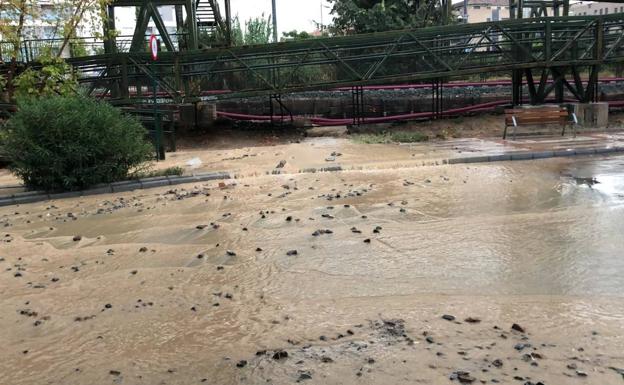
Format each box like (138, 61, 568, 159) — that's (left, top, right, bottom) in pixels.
(0, 146, 622, 208)
(0, 172, 231, 207)
(447, 146, 624, 166)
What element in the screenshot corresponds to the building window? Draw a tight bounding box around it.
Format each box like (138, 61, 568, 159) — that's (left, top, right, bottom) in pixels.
(599, 9, 602, 14)
(605, 8, 608, 14)
(486, 17, 491, 22)
(473, 6, 480, 9)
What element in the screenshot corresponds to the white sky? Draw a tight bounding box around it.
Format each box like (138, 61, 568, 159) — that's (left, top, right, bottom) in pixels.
(226, 0, 334, 37)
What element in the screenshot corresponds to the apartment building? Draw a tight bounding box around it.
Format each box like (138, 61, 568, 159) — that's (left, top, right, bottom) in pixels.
(570, 1, 624, 16)
(453, 0, 512, 23)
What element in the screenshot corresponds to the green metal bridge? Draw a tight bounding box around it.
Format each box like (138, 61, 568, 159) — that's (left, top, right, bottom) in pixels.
(69, 13, 624, 107)
(3, 0, 624, 110)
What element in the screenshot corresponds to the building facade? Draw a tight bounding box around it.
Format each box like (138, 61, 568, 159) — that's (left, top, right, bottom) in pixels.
(570, 1, 624, 16)
(453, 0, 512, 23)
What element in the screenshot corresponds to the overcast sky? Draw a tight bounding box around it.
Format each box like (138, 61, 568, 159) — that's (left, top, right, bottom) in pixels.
(226, 0, 334, 37)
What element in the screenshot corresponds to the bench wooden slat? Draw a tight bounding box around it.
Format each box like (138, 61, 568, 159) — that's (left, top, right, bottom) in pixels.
(503, 106, 573, 139)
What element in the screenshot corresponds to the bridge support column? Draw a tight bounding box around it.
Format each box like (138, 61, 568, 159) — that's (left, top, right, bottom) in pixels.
(351, 86, 365, 126)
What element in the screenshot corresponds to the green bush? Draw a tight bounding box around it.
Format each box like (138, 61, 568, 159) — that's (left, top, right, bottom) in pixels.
(3, 96, 154, 191)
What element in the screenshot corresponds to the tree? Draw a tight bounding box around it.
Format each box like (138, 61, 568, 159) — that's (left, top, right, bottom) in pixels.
(327, 0, 456, 35)
(0, 0, 111, 101)
(226, 13, 273, 46)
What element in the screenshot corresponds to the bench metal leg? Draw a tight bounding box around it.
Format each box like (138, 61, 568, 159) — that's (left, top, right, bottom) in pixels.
(503, 124, 508, 140)
(561, 124, 566, 137)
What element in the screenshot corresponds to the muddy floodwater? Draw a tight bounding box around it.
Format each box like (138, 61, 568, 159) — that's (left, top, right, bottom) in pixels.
(1, 148, 624, 385)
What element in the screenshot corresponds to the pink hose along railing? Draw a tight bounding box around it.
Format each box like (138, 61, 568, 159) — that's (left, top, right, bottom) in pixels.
(217, 100, 624, 127)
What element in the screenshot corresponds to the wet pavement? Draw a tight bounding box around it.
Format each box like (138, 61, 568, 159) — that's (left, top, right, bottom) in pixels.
(1, 150, 624, 384)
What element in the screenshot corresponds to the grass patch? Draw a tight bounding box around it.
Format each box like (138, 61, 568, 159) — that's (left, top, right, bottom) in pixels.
(388, 131, 429, 143)
(352, 131, 429, 144)
(134, 166, 184, 179)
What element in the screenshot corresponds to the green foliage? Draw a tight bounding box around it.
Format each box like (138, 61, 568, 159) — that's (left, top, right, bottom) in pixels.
(134, 166, 184, 179)
(12, 54, 78, 100)
(389, 130, 428, 142)
(282, 30, 312, 41)
(328, 0, 456, 34)
(3, 96, 154, 191)
(244, 13, 273, 45)
(227, 14, 274, 46)
(352, 130, 428, 143)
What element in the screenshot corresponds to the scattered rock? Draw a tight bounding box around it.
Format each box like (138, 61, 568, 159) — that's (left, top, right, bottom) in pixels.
(492, 359, 503, 368)
(450, 370, 476, 383)
(286, 250, 298, 256)
(72, 235, 82, 242)
(511, 323, 525, 333)
(272, 350, 288, 360)
(464, 317, 481, 323)
(297, 370, 312, 381)
(442, 314, 456, 321)
(236, 360, 247, 368)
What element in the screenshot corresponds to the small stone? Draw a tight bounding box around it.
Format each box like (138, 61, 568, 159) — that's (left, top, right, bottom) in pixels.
(286, 250, 298, 256)
(236, 360, 247, 368)
(226, 250, 236, 256)
(104, 304, 112, 309)
(511, 323, 525, 333)
(464, 317, 481, 323)
(297, 370, 312, 381)
(442, 314, 455, 321)
(363, 238, 371, 243)
(426, 336, 435, 344)
(139, 247, 148, 252)
(72, 235, 82, 242)
(272, 350, 288, 360)
(109, 370, 121, 376)
(492, 359, 503, 368)
(450, 370, 475, 383)
(576, 370, 588, 377)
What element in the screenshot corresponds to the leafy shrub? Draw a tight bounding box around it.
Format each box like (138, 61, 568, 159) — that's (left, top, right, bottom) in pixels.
(3, 96, 154, 191)
(134, 166, 184, 179)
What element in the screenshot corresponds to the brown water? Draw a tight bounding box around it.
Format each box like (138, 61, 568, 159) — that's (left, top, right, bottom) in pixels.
(1, 152, 624, 385)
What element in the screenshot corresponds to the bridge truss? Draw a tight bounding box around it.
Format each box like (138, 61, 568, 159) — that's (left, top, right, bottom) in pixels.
(73, 14, 624, 107)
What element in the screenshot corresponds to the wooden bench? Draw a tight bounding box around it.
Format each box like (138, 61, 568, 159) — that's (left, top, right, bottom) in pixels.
(504, 106, 577, 139)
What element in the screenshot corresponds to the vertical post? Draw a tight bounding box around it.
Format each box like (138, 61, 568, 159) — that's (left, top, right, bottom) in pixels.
(152, 60, 164, 160)
(272, 0, 278, 43)
(225, 0, 232, 46)
(121, 56, 129, 99)
(104, 5, 117, 54)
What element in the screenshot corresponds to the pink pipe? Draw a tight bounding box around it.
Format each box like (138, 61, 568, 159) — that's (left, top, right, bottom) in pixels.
(217, 99, 624, 127)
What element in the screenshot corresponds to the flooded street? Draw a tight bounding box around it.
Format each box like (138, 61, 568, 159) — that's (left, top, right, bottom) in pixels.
(1, 146, 624, 384)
